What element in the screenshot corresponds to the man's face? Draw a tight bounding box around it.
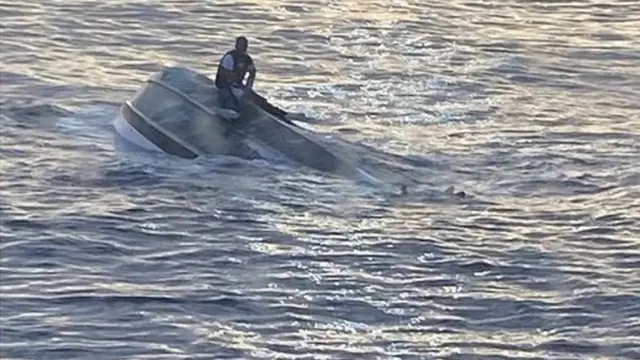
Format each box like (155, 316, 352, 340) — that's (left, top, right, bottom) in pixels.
(236, 39, 248, 54)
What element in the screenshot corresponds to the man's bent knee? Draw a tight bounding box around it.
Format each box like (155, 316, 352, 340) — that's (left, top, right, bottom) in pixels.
(230, 86, 245, 99)
(218, 87, 240, 112)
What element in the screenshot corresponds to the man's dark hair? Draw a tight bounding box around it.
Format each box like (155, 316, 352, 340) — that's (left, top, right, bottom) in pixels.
(235, 36, 248, 48)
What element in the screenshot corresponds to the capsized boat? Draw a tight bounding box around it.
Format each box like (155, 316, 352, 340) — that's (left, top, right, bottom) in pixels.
(113, 66, 382, 183)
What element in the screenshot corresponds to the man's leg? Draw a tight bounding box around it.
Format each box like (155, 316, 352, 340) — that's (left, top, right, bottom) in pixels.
(242, 89, 288, 119)
(218, 87, 240, 112)
(247, 90, 310, 123)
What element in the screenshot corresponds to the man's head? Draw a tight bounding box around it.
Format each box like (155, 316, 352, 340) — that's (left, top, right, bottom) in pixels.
(235, 36, 248, 54)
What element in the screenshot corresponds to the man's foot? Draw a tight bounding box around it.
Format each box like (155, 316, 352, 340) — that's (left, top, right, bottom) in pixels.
(217, 108, 239, 119)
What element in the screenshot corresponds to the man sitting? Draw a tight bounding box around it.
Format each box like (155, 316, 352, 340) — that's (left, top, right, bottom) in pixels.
(214, 36, 308, 123)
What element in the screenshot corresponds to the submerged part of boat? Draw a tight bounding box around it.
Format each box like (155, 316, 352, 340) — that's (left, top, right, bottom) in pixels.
(113, 66, 376, 181)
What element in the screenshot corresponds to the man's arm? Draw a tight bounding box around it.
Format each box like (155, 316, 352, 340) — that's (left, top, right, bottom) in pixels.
(246, 62, 256, 89)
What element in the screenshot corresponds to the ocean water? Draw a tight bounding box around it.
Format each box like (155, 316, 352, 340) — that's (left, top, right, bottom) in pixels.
(1, 0, 639, 359)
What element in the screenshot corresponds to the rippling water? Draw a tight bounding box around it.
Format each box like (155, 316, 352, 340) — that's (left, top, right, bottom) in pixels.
(2, 0, 639, 359)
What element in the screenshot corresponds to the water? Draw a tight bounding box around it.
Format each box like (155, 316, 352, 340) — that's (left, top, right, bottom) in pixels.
(1, 0, 639, 359)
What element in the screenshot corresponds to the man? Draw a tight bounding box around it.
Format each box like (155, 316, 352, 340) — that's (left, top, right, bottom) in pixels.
(214, 36, 307, 123)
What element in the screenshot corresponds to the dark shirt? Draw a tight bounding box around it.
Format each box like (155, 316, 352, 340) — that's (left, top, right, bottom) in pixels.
(214, 50, 255, 88)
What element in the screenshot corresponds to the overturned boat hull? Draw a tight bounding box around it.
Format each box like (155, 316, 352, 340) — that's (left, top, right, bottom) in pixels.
(113, 66, 366, 178)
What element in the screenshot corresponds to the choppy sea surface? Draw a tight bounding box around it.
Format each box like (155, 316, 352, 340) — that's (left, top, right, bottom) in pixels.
(1, 0, 639, 359)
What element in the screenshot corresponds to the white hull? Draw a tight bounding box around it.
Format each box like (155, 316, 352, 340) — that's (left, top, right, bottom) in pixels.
(112, 108, 163, 152)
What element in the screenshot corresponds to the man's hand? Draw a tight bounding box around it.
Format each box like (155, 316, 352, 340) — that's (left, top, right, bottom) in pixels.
(246, 65, 256, 89)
